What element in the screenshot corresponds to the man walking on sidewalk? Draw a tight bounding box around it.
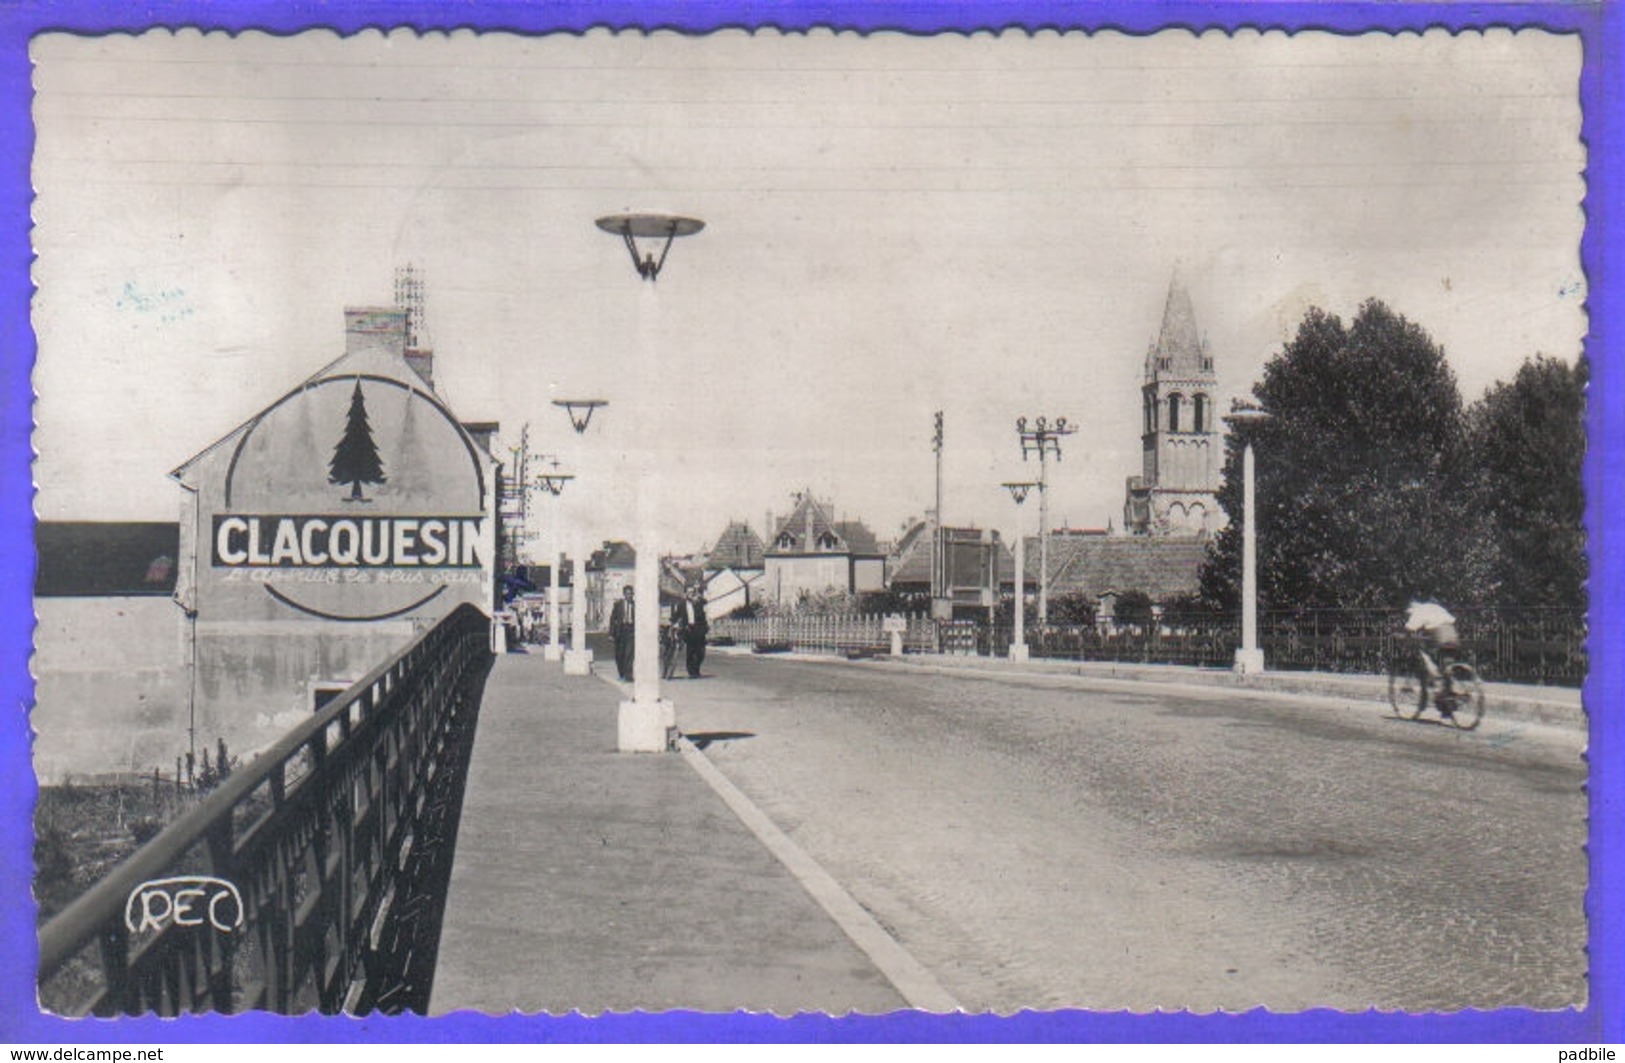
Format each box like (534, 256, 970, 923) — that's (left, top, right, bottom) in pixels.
(610, 585, 636, 681)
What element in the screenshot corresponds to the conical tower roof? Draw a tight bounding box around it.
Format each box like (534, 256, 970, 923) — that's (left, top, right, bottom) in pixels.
(1145, 272, 1209, 379)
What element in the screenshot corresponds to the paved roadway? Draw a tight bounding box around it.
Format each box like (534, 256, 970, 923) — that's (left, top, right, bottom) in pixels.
(672, 649, 1588, 1014)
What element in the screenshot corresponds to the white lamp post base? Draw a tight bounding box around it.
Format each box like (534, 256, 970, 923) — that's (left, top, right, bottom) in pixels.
(1009, 644, 1030, 663)
(1233, 648, 1265, 675)
(543, 642, 564, 662)
(618, 698, 677, 753)
(563, 648, 594, 675)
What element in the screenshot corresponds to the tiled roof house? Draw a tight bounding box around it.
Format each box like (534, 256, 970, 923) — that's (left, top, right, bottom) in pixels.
(1036, 533, 1209, 611)
(763, 492, 886, 603)
(705, 521, 766, 571)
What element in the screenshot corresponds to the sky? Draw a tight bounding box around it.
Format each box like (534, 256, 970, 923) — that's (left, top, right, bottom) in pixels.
(29, 26, 1587, 558)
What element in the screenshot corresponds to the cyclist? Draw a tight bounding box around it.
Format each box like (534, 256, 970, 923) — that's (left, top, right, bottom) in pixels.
(1404, 598, 1460, 713)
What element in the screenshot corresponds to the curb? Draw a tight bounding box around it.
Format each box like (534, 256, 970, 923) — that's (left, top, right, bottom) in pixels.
(675, 735, 962, 1013)
(713, 644, 1586, 732)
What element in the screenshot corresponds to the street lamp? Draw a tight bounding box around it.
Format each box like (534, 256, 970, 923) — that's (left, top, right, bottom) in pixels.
(596, 212, 704, 752)
(553, 398, 607, 435)
(1001, 481, 1038, 662)
(1224, 399, 1270, 675)
(533, 458, 574, 662)
(1016, 415, 1076, 627)
(554, 400, 606, 677)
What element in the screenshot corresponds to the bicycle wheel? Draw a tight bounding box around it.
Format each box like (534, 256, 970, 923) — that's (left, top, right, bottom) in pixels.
(1388, 661, 1425, 719)
(1443, 663, 1485, 731)
(657, 631, 673, 680)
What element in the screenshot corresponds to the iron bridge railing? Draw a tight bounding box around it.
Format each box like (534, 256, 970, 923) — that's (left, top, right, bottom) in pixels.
(37, 603, 494, 1017)
(713, 606, 1585, 687)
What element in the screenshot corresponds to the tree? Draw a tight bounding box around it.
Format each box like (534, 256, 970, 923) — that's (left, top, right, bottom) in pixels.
(1199, 300, 1468, 612)
(1113, 590, 1154, 631)
(1460, 355, 1587, 608)
(329, 380, 387, 502)
(1047, 592, 1097, 627)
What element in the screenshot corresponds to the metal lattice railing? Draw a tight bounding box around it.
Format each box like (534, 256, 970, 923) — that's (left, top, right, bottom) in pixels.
(712, 606, 1585, 687)
(1019, 607, 1585, 686)
(711, 614, 938, 655)
(37, 603, 494, 1017)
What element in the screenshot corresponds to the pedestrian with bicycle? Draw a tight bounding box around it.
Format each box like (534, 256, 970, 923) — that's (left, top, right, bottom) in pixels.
(672, 583, 709, 679)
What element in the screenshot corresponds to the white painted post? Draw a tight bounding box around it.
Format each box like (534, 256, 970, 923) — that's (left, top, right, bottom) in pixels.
(545, 512, 564, 661)
(1010, 501, 1029, 663)
(1234, 439, 1265, 675)
(619, 284, 674, 752)
(564, 532, 593, 675)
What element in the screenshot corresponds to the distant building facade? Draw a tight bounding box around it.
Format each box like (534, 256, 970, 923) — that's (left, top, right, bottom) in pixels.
(888, 520, 1013, 616)
(763, 492, 885, 604)
(1124, 274, 1223, 536)
(702, 520, 766, 617)
(34, 523, 184, 781)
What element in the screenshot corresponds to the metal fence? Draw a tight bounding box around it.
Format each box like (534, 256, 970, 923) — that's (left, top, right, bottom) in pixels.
(712, 606, 1585, 687)
(37, 603, 494, 1017)
(711, 614, 938, 656)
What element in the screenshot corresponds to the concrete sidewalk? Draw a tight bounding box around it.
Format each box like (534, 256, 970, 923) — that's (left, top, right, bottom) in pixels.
(716, 645, 1586, 731)
(429, 648, 908, 1017)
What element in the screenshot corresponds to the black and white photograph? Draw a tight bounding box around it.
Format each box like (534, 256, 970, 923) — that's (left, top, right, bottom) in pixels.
(25, 20, 1594, 1030)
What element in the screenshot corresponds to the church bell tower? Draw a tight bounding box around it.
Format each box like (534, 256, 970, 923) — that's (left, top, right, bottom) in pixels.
(1123, 273, 1222, 536)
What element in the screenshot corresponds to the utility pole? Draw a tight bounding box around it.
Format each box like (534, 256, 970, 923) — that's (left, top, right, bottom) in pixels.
(933, 410, 947, 619)
(393, 263, 429, 348)
(499, 425, 531, 580)
(1017, 416, 1076, 626)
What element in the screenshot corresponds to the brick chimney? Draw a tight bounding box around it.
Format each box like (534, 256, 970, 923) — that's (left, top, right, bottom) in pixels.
(405, 347, 435, 388)
(344, 307, 409, 358)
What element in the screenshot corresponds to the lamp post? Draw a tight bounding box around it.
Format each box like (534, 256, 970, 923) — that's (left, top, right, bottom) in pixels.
(1225, 399, 1270, 674)
(1016, 415, 1075, 627)
(533, 458, 573, 662)
(554, 399, 606, 677)
(596, 212, 704, 752)
(1001, 481, 1038, 662)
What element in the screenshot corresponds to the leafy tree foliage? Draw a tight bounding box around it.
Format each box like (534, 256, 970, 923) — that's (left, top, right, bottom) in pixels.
(1112, 590, 1155, 630)
(1047, 591, 1098, 627)
(1159, 591, 1217, 618)
(1199, 300, 1468, 611)
(1460, 355, 1588, 608)
(857, 588, 929, 615)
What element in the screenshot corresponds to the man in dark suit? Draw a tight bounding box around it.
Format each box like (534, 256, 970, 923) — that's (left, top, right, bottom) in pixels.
(609, 586, 636, 681)
(672, 584, 709, 679)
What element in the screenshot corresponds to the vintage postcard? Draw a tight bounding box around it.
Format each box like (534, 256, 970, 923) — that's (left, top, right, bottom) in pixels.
(13, 6, 1612, 1044)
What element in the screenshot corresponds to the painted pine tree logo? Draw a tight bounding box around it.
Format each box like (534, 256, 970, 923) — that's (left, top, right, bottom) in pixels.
(329, 380, 387, 502)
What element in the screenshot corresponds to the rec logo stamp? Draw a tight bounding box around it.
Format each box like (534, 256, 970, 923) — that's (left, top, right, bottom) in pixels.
(125, 876, 244, 935)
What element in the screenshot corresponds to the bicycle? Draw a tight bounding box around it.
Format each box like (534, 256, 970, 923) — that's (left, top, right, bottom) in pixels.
(659, 623, 680, 681)
(1387, 640, 1485, 730)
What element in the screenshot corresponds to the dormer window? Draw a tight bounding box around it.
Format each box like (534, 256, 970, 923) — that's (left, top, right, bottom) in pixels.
(777, 533, 797, 550)
(817, 532, 840, 552)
